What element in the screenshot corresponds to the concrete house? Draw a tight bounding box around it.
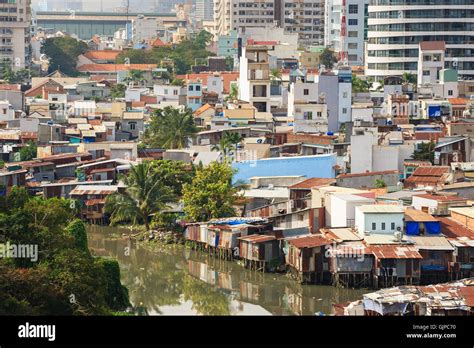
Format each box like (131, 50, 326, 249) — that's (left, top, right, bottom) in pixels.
(355, 205, 405, 237)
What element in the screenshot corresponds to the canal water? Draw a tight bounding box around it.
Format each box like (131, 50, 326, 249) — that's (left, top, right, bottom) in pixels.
(88, 226, 369, 315)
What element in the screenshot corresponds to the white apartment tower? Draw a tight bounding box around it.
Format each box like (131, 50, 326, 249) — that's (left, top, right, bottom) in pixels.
(196, 0, 214, 22)
(366, 0, 474, 80)
(325, 0, 368, 66)
(214, 0, 325, 46)
(0, 0, 32, 71)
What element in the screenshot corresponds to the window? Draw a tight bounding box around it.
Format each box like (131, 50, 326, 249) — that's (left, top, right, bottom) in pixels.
(342, 108, 347, 114)
(348, 4, 358, 14)
(343, 92, 348, 98)
(448, 90, 453, 96)
(423, 55, 431, 62)
(348, 31, 358, 37)
(173, 90, 178, 95)
(196, 85, 201, 91)
(164, 89, 168, 94)
(129, 122, 136, 130)
(423, 70, 430, 76)
(348, 43, 358, 50)
(391, 222, 395, 230)
(348, 19, 358, 26)
(372, 222, 376, 230)
(304, 111, 313, 120)
(348, 54, 358, 61)
(303, 89, 309, 95)
(381, 222, 386, 230)
(188, 85, 194, 91)
(317, 111, 322, 117)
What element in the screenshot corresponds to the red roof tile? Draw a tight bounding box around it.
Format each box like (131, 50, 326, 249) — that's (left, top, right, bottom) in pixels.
(176, 72, 239, 94)
(288, 235, 332, 248)
(289, 178, 335, 189)
(77, 64, 156, 72)
(83, 50, 121, 61)
(413, 194, 466, 202)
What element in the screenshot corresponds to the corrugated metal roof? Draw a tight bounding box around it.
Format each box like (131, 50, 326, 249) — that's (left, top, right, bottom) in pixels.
(70, 185, 118, 195)
(288, 234, 332, 248)
(414, 194, 466, 202)
(238, 234, 276, 243)
(368, 245, 422, 259)
(357, 205, 404, 213)
(407, 236, 455, 251)
(288, 178, 335, 189)
(85, 198, 106, 206)
(322, 228, 361, 242)
(404, 208, 438, 222)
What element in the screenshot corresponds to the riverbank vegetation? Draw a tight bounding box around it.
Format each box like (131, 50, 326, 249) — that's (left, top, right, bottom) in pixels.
(0, 187, 130, 315)
(104, 160, 240, 245)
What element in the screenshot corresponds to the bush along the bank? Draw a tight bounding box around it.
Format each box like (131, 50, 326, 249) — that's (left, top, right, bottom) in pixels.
(0, 187, 130, 315)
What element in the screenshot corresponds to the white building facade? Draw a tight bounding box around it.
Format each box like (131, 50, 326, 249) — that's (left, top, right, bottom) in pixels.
(366, 0, 474, 80)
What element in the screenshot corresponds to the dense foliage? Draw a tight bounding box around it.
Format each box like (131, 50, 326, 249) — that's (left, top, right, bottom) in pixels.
(412, 141, 435, 163)
(115, 31, 215, 75)
(320, 48, 338, 69)
(105, 162, 175, 230)
(41, 37, 88, 76)
(0, 187, 130, 315)
(141, 106, 198, 149)
(182, 162, 237, 222)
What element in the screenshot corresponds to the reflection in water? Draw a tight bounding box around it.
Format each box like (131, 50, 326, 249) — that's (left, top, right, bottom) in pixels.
(88, 226, 368, 315)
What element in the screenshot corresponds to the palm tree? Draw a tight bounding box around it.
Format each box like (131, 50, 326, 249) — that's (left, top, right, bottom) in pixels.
(270, 68, 282, 85)
(105, 162, 175, 230)
(402, 72, 417, 85)
(211, 131, 243, 162)
(211, 137, 233, 162)
(124, 70, 145, 87)
(142, 106, 198, 149)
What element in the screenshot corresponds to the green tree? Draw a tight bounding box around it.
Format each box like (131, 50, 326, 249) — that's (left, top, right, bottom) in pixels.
(150, 159, 194, 196)
(0, 64, 32, 84)
(19, 141, 37, 161)
(226, 84, 238, 102)
(270, 68, 282, 85)
(182, 162, 237, 222)
(374, 179, 387, 188)
(0, 190, 130, 315)
(211, 137, 234, 162)
(352, 74, 372, 93)
(41, 37, 88, 76)
(170, 78, 184, 86)
(124, 70, 145, 87)
(116, 37, 215, 75)
(66, 219, 89, 255)
(411, 141, 435, 163)
(142, 106, 198, 149)
(402, 72, 417, 85)
(110, 83, 126, 98)
(105, 162, 175, 230)
(211, 131, 242, 162)
(320, 48, 337, 69)
(194, 30, 214, 49)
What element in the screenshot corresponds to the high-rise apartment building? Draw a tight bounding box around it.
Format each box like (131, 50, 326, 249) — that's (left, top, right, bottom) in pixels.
(366, 0, 474, 80)
(0, 0, 32, 71)
(214, 0, 325, 46)
(196, 0, 214, 22)
(325, 0, 368, 66)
